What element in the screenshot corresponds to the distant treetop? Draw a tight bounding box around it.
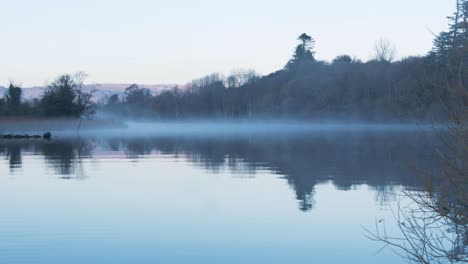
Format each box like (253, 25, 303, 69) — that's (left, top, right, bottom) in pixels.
(285, 33, 316, 71)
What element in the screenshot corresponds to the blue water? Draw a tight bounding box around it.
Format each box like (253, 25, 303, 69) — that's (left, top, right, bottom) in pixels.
(0, 126, 437, 263)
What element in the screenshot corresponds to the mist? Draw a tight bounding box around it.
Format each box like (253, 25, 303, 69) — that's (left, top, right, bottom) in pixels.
(0, 116, 437, 138)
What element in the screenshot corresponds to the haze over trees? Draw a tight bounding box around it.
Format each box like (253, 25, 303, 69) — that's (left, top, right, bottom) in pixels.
(96, 4, 465, 121)
(0, 2, 466, 122)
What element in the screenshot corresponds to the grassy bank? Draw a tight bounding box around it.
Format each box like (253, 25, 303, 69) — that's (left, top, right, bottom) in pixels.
(0, 117, 126, 133)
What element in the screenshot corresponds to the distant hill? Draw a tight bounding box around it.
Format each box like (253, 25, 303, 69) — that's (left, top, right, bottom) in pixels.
(0, 83, 176, 101)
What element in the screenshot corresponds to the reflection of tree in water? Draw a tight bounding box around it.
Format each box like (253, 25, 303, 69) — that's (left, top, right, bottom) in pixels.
(7, 144, 22, 171)
(0, 141, 24, 173)
(39, 139, 94, 179)
(371, 185, 396, 207)
(124, 138, 154, 160)
(109, 131, 439, 212)
(106, 138, 121, 151)
(297, 191, 315, 212)
(0, 132, 440, 211)
(0, 139, 94, 179)
(40, 141, 76, 175)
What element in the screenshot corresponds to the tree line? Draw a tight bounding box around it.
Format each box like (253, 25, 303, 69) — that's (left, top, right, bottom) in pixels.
(1, 2, 466, 121)
(0, 72, 95, 118)
(98, 1, 467, 121)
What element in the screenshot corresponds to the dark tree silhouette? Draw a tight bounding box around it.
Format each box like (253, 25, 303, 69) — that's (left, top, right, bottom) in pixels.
(41, 74, 78, 117)
(5, 83, 22, 115)
(39, 73, 96, 118)
(285, 33, 316, 71)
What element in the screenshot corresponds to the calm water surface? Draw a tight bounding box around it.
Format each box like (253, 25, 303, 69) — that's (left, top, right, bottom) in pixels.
(0, 126, 438, 264)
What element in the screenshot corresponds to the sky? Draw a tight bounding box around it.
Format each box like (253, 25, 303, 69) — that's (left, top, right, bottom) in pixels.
(0, 0, 455, 87)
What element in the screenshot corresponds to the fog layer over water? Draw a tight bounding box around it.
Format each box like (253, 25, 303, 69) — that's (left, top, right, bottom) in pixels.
(0, 122, 440, 264)
(123, 120, 434, 136)
(0, 119, 437, 135)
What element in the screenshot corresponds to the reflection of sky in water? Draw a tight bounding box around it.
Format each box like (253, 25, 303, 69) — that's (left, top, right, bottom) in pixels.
(0, 131, 438, 264)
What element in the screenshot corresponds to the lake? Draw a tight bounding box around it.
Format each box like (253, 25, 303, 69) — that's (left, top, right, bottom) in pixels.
(0, 123, 439, 264)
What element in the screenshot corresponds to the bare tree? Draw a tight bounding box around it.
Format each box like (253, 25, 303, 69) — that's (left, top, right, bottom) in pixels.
(73, 72, 96, 130)
(365, 44, 467, 264)
(374, 38, 397, 62)
(226, 69, 258, 88)
(365, 187, 467, 264)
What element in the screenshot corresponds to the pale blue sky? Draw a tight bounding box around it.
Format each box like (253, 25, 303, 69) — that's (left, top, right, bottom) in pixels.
(0, 0, 454, 86)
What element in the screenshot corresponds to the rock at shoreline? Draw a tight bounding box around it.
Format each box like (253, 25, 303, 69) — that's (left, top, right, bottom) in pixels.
(43, 132, 52, 140)
(0, 133, 51, 140)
